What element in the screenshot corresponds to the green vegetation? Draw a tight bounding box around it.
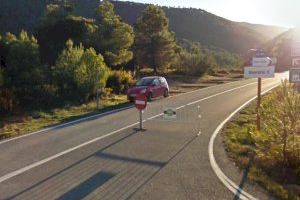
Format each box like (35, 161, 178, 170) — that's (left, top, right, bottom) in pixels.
(0, 0, 245, 139)
(0, 31, 47, 111)
(94, 1, 134, 67)
(223, 82, 300, 199)
(134, 5, 177, 73)
(0, 1, 286, 54)
(106, 70, 135, 94)
(53, 39, 109, 102)
(175, 39, 243, 76)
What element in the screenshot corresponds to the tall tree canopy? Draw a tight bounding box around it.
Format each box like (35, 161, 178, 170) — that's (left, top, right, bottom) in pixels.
(36, 3, 96, 65)
(134, 5, 177, 73)
(94, 1, 134, 67)
(0, 31, 47, 111)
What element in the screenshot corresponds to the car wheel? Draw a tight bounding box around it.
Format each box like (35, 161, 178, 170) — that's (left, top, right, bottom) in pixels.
(147, 93, 153, 101)
(163, 89, 169, 97)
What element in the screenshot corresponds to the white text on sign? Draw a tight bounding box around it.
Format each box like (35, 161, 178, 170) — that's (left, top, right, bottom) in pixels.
(244, 66, 275, 78)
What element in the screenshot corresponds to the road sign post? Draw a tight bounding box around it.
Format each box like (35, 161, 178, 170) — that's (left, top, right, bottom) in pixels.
(135, 95, 147, 130)
(244, 50, 275, 131)
(257, 78, 262, 130)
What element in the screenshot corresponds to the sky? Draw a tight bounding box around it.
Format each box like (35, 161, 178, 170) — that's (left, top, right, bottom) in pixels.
(117, 0, 300, 27)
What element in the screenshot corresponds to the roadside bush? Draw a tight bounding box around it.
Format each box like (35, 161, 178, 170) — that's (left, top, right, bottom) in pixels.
(106, 70, 135, 94)
(174, 49, 215, 76)
(0, 31, 51, 112)
(53, 39, 109, 103)
(253, 81, 300, 175)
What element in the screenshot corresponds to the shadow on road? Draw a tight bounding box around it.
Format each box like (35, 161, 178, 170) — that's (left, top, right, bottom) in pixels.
(7, 121, 200, 199)
(233, 155, 254, 200)
(96, 152, 166, 168)
(7, 130, 138, 200)
(57, 171, 114, 200)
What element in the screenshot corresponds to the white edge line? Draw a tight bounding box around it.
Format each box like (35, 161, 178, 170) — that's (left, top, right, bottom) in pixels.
(0, 80, 272, 184)
(176, 105, 186, 110)
(0, 79, 259, 145)
(0, 105, 134, 145)
(186, 81, 257, 106)
(0, 122, 140, 184)
(168, 78, 253, 99)
(208, 83, 280, 200)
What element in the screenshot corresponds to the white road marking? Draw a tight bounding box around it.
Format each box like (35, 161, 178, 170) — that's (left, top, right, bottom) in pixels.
(0, 122, 139, 184)
(167, 78, 256, 99)
(0, 79, 274, 184)
(0, 79, 257, 146)
(147, 114, 163, 120)
(176, 105, 186, 110)
(0, 105, 134, 145)
(186, 81, 258, 106)
(208, 84, 279, 200)
(197, 131, 202, 136)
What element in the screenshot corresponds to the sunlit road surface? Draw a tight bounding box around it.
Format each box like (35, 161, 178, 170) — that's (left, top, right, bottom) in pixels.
(0, 73, 287, 200)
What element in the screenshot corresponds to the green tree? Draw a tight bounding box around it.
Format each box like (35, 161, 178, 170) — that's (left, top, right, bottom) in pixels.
(36, 3, 97, 65)
(54, 39, 109, 102)
(134, 5, 177, 73)
(94, 1, 134, 67)
(0, 31, 47, 111)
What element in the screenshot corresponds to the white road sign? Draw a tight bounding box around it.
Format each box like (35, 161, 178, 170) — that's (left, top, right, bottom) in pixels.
(244, 66, 275, 78)
(292, 58, 300, 67)
(252, 57, 272, 67)
(291, 42, 300, 57)
(290, 68, 300, 83)
(163, 107, 177, 119)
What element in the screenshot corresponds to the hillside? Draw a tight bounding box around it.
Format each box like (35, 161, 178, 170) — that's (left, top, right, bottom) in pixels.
(265, 28, 298, 70)
(239, 22, 287, 40)
(0, 0, 285, 54)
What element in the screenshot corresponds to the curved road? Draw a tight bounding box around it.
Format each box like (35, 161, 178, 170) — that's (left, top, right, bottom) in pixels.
(0, 74, 286, 200)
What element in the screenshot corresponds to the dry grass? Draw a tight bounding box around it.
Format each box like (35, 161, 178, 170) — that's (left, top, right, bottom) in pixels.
(223, 90, 300, 200)
(0, 95, 129, 140)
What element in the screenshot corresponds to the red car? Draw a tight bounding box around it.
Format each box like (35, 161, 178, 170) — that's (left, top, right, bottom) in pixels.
(127, 76, 169, 102)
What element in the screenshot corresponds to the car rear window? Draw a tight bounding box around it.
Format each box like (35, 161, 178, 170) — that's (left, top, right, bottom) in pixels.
(135, 78, 155, 86)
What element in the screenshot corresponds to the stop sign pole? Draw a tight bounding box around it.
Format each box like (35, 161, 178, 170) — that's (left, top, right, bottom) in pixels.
(135, 95, 147, 130)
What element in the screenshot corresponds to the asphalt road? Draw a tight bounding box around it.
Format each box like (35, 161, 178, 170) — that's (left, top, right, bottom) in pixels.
(0, 74, 286, 200)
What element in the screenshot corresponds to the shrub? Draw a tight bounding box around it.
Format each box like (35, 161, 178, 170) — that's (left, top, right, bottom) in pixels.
(53, 40, 109, 103)
(0, 31, 50, 112)
(106, 70, 135, 94)
(253, 81, 300, 173)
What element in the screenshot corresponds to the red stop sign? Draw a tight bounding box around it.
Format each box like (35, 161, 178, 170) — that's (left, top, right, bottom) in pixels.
(135, 95, 147, 110)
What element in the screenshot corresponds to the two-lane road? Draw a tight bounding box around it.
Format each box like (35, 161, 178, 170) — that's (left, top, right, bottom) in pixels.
(0, 74, 286, 200)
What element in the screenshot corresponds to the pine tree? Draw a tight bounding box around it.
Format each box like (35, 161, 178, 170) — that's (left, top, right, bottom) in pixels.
(94, 1, 134, 67)
(134, 5, 177, 73)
